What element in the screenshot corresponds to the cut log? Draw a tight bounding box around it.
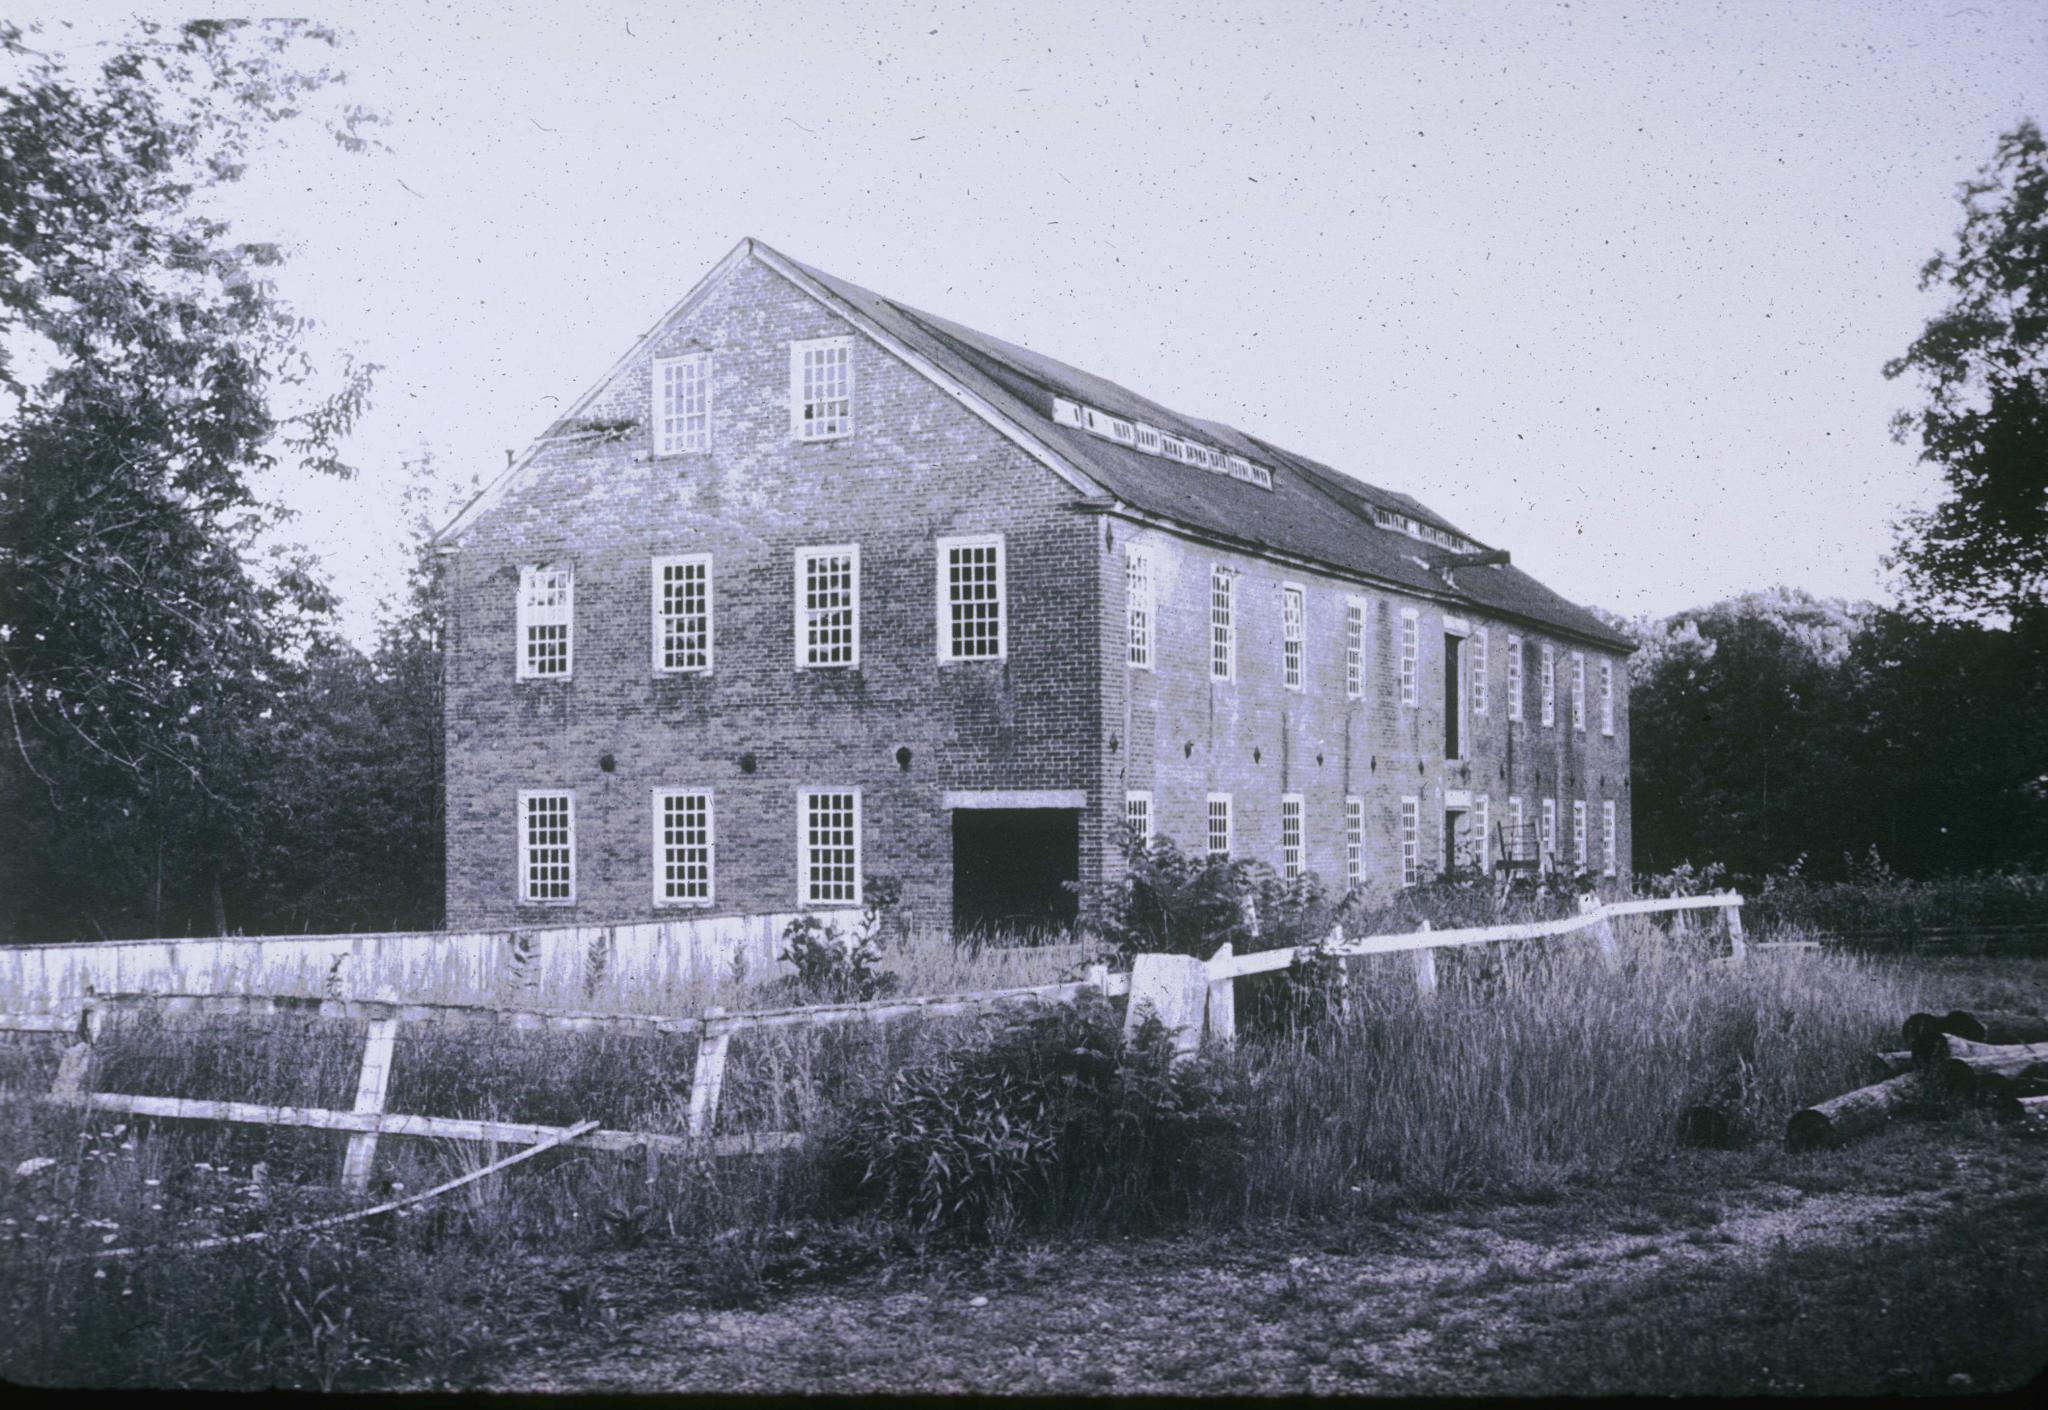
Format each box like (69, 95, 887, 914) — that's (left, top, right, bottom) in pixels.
(1902, 1012, 1946, 1047)
(1870, 1049, 1914, 1080)
(1940, 1010, 2048, 1046)
(1932, 1035, 2048, 1098)
(1785, 1072, 1925, 1152)
(1993, 1095, 2048, 1136)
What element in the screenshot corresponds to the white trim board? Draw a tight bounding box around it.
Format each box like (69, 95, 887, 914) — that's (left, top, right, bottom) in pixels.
(943, 790, 1086, 810)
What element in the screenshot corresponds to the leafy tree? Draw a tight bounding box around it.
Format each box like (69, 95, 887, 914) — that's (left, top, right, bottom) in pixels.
(1885, 119, 2047, 622)
(0, 20, 377, 939)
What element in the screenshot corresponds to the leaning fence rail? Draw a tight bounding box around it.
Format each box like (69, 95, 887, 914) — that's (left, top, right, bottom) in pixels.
(1, 892, 1742, 1194)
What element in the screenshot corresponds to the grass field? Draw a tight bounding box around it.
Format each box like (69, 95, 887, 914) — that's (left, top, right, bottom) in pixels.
(1, 921, 2043, 1391)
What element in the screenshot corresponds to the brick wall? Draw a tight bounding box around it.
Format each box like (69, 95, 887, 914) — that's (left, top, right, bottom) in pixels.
(1112, 523, 1632, 897)
(444, 257, 1109, 930)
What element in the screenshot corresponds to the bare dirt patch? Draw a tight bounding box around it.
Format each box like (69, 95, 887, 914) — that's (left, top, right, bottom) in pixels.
(463, 1124, 2048, 1397)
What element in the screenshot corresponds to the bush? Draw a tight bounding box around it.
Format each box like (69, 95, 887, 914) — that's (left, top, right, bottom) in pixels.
(1081, 832, 1352, 962)
(1746, 852, 2048, 942)
(773, 875, 907, 1004)
(824, 992, 1244, 1240)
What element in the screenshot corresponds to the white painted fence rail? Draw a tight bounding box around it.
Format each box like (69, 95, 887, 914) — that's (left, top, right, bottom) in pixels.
(0, 910, 863, 1013)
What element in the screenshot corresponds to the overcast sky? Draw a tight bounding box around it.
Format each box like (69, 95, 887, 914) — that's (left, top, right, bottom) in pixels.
(51, 0, 2048, 644)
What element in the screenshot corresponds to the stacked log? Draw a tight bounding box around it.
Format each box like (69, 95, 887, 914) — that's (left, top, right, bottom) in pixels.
(1929, 1035, 2048, 1099)
(1906, 1010, 2048, 1064)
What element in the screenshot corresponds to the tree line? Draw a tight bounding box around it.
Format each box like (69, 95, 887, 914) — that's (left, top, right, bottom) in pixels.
(0, 22, 2040, 940)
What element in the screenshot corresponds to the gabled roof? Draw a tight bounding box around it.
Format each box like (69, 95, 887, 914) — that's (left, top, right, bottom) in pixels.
(441, 238, 1632, 653)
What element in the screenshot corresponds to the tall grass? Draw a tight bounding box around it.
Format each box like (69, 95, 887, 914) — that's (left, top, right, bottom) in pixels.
(3, 916, 2040, 1389)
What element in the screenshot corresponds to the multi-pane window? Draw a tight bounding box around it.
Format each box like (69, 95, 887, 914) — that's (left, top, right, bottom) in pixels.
(1399, 797, 1420, 888)
(517, 566, 573, 679)
(1507, 634, 1524, 721)
(653, 789, 713, 906)
(1472, 628, 1490, 714)
(790, 337, 853, 440)
(1125, 791, 1153, 846)
(795, 546, 860, 668)
(518, 791, 574, 904)
(800, 789, 861, 905)
(1573, 799, 1588, 866)
(1510, 796, 1525, 858)
(1571, 651, 1587, 731)
(652, 555, 712, 673)
(1474, 794, 1491, 872)
(653, 352, 710, 455)
(1210, 567, 1235, 681)
(1602, 800, 1618, 877)
(1206, 793, 1232, 858)
(1399, 607, 1420, 707)
(1345, 598, 1366, 699)
(1540, 644, 1557, 726)
(938, 534, 1005, 661)
(1600, 660, 1615, 736)
(1281, 794, 1304, 879)
(1541, 797, 1558, 865)
(1345, 796, 1364, 887)
(1282, 586, 1305, 691)
(1126, 549, 1153, 669)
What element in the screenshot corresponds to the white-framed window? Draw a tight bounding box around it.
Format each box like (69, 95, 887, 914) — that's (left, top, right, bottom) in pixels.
(1345, 796, 1364, 887)
(1573, 799, 1588, 866)
(1540, 643, 1557, 727)
(1126, 548, 1153, 669)
(652, 352, 710, 455)
(1541, 797, 1558, 863)
(1507, 633, 1524, 722)
(1399, 796, 1420, 888)
(1571, 651, 1587, 732)
(652, 554, 712, 674)
(1601, 660, 1615, 737)
(1474, 794, 1491, 872)
(1210, 566, 1235, 682)
(518, 790, 575, 904)
(1282, 585, 1306, 691)
(1281, 794, 1305, 878)
(652, 789, 714, 906)
(1125, 790, 1153, 846)
(1345, 597, 1367, 700)
(799, 788, 861, 905)
(1602, 800, 1618, 877)
(790, 336, 853, 440)
(1510, 796, 1525, 857)
(1399, 607, 1420, 707)
(517, 565, 573, 680)
(1472, 628, 1490, 714)
(1206, 793, 1232, 858)
(937, 533, 1006, 662)
(795, 545, 860, 668)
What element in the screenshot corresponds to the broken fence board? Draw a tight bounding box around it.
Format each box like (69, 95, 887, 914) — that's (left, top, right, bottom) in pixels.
(340, 1018, 398, 1194)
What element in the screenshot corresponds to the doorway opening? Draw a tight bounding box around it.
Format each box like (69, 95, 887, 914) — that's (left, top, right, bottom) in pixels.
(951, 808, 1080, 940)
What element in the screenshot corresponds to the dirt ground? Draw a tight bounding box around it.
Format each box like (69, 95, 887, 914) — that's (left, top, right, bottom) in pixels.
(456, 1122, 2048, 1397)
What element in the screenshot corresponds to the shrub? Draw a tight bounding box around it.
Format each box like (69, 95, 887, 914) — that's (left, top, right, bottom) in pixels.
(824, 992, 1243, 1239)
(1081, 832, 1352, 962)
(773, 876, 907, 1004)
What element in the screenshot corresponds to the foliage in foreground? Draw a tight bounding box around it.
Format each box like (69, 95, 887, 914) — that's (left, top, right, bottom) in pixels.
(824, 993, 1241, 1240)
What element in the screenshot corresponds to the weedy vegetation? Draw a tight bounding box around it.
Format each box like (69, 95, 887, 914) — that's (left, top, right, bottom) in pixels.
(2, 845, 2043, 1389)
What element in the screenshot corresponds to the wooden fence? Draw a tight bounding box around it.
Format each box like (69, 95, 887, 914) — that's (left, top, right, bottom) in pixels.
(1, 893, 1742, 1196)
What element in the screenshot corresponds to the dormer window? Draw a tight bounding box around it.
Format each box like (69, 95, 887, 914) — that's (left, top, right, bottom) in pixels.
(791, 337, 853, 441)
(653, 353, 710, 455)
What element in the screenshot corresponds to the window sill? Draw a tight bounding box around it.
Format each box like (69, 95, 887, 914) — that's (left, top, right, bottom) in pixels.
(940, 654, 1008, 666)
(655, 898, 716, 910)
(654, 667, 714, 678)
(516, 675, 574, 684)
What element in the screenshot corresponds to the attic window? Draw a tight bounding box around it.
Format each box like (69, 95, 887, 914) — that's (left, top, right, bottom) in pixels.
(791, 337, 853, 441)
(1063, 395, 1275, 491)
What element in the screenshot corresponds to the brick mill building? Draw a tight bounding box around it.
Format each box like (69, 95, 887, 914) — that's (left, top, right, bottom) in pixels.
(436, 239, 1635, 934)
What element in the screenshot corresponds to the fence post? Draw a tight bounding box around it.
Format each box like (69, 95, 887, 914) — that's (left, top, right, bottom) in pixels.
(687, 1007, 732, 1140)
(1581, 893, 1617, 963)
(339, 1017, 399, 1194)
(1723, 901, 1747, 963)
(1085, 962, 1109, 997)
(1414, 921, 1438, 996)
(49, 999, 104, 1103)
(1205, 943, 1236, 1048)
(1126, 953, 1208, 1060)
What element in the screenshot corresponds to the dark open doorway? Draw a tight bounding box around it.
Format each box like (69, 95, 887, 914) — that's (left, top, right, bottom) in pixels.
(951, 808, 1080, 939)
